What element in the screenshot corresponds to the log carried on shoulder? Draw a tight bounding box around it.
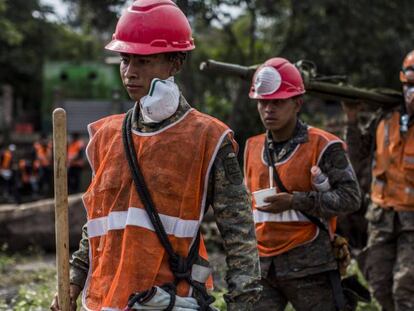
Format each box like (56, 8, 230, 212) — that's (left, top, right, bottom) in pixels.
(199, 59, 403, 108)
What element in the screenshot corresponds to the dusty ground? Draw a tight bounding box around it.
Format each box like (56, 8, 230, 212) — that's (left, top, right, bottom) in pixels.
(0, 221, 380, 310)
(0, 249, 56, 310)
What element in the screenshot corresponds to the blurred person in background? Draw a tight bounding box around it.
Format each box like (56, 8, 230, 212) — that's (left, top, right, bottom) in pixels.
(33, 133, 53, 197)
(0, 144, 16, 202)
(343, 50, 414, 311)
(67, 132, 85, 194)
(16, 159, 34, 203)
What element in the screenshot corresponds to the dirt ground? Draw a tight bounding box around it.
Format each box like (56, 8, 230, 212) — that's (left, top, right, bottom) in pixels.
(0, 222, 380, 310)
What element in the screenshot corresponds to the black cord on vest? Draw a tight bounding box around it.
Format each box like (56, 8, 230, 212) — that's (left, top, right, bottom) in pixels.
(263, 137, 346, 311)
(264, 138, 330, 232)
(122, 110, 176, 256)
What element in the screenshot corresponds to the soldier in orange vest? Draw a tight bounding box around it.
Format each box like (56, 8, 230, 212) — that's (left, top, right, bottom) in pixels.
(0, 144, 16, 202)
(344, 50, 414, 310)
(244, 58, 361, 310)
(33, 133, 53, 196)
(51, 1, 261, 310)
(67, 133, 85, 194)
(16, 159, 35, 201)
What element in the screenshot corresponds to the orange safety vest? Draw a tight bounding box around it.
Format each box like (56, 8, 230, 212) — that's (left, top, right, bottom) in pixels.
(68, 139, 85, 167)
(82, 109, 235, 310)
(244, 127, 341, 257)
(33, 142, 52, 167)
(18, 159, 31, 184)
(371, 110, 414, 211)
(0, 150, 12, 169)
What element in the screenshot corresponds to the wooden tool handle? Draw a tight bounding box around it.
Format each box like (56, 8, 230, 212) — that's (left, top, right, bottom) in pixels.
(53, 108, 70, 311)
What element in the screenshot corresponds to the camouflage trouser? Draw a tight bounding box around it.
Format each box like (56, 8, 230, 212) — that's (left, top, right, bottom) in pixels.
(255, 268, 337, 311)
(362, 204, 414, 311)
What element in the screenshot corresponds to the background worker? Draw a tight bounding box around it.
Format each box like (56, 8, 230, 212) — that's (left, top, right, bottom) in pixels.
(0, 144, 16, 202)
(50, 1, 261, 310)
(343, 50, 414, 311)
(33, 133, 53, 196)
(16, 159, 36, 201)
(67, 133, 85, 194)
(244, 57, 361, 310)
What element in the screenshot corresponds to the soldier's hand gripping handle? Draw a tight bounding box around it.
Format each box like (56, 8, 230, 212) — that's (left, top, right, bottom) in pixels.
(50, 284, 81, 311)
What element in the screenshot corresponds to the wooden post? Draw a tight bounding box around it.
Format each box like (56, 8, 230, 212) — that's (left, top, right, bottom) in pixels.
(53, 108, 70, 311)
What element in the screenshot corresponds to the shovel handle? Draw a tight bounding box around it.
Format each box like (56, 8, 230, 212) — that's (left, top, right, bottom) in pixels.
(53, 108, 70, 311)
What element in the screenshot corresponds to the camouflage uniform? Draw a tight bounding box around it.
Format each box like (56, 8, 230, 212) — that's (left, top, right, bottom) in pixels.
(255, 120, 361, 311)
(70, 96, 262, 311)
(336, 112, 380, 251)
(346, 110, 414, 311)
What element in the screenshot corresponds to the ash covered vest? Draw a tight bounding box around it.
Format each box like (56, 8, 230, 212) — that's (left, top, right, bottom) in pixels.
(244, 127, 341, 257)
(82, 108, 234, 310)
(371, 111, 414, 211)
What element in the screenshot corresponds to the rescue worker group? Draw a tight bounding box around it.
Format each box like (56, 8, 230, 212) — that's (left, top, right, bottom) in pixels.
(44, 1, 414, 310)
(0, 133, 85, 203)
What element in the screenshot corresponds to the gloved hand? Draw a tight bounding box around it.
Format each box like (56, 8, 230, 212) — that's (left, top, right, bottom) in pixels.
(332, 234, 351, 276)
(128, 286, 200, 311)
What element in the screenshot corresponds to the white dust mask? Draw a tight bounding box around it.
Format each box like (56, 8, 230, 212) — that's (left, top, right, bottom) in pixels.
(254, 66, 282, 97)
(404, 85, 414, 104)
(140, 76, 180, 123)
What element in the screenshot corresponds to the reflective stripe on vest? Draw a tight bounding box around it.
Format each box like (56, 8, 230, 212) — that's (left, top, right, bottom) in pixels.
(244, 127, 341, 257)
(88, 207, 199, 238)
(371, 110, 414, 210)
(82, 109, 235, 311)
(253, 209, 309, 223)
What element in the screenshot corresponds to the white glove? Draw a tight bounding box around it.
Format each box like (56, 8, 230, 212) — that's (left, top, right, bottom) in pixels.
(131, 286, 199, 310)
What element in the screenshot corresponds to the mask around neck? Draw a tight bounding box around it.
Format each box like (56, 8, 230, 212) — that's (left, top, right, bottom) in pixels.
(139, 76, 180, 123)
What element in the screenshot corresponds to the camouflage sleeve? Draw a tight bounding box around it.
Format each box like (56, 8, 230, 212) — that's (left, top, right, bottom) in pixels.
(208, 135, 262, 311)
(292, 142, 361, 219)
(69, 223, 89, 288)
(345, 119, 375, 176)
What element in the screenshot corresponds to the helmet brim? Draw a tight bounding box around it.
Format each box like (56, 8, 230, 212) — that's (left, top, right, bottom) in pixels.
(249, 87, 305, 100)
(105, 39, 195, 55)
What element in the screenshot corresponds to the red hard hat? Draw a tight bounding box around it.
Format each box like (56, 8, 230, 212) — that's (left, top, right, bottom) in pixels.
(105, 0, 195, 55)
(400, 50, 414, 83)
(249, 57, 305, 100)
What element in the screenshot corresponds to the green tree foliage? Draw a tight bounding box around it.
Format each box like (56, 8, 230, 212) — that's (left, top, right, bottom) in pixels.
(0, 0, 23, 46)
(176, 0, 414, 148)
(176, 0, 280, 148)
(2, 0, 414, 138)
(275, 1, 414, 89)
(61, 0, 127, 36)
(0, 0, 103, 130)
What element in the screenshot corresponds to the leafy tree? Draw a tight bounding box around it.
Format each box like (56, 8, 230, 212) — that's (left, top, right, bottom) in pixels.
(0, 0, 103, 131)
(3, 0, 414, 138)
(61, 0, 127, 37)
(267, 0, 414, 89)
(180, 0, 414, 150)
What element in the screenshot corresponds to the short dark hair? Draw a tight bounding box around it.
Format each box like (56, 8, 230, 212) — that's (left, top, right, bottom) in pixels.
(165, 52, 187, 64)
